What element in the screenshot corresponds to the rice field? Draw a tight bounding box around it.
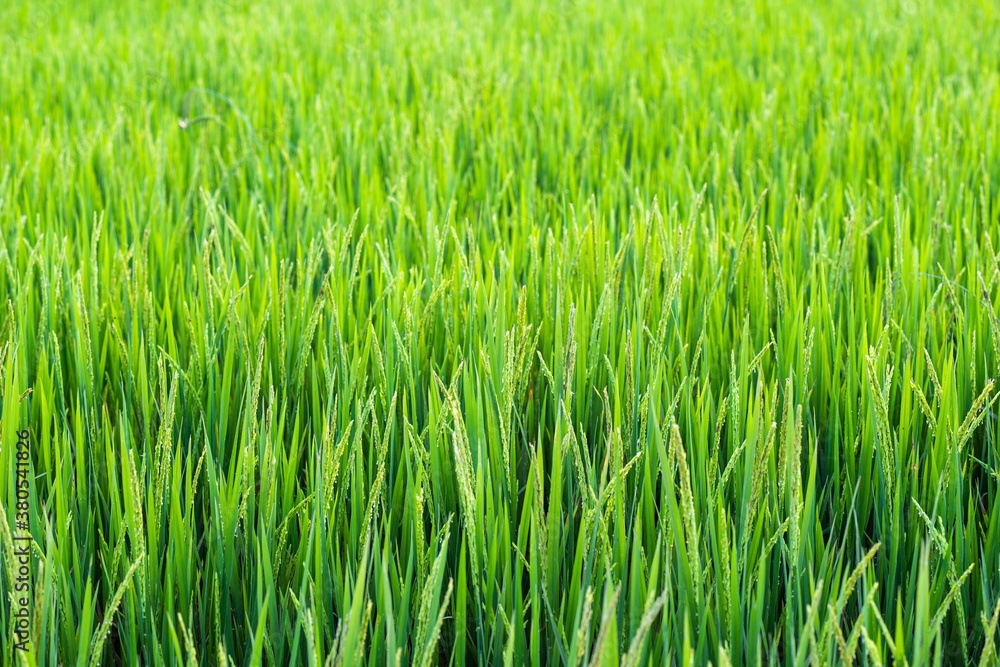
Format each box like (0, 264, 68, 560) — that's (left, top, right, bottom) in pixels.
(2, 0, 1000, 664)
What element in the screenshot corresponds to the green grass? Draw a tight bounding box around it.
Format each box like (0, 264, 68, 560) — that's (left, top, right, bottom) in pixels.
(2, 0, 1000, 664)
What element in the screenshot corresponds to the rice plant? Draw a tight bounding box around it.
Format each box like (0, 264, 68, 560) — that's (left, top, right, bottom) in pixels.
(1, 0, 1000, 664)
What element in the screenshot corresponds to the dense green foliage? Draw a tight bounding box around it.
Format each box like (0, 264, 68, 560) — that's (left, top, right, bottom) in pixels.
(2, 0, 1000, 664)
